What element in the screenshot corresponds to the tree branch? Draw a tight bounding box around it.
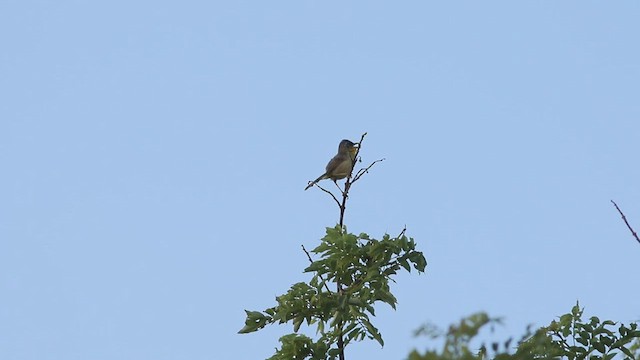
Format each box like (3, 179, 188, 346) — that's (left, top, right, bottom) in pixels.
(611, 200, 640, 245)
(316, 183, 341, 208)
(352, 158, 385, 184)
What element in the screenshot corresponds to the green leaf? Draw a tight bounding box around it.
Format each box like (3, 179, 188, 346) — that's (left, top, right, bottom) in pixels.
(620, 346, 634, 358)
(569, 345, 586, 354)
(593, 339, 605, 353)
(238, 310, 270, 334)
(399, 258, 411, 272)
(410, 252, 427, 272)
(376, 289, 397, 309)
(572, 302, 582, 316)
(600, 334, 614, 346)
(362, 319, 385, 347)
(560, 314, 573, 326)
(237, 324, 256, 334)
(365, 304, 376, 316)
(293, 317, 303, 332)
(304, 262, 322, 273)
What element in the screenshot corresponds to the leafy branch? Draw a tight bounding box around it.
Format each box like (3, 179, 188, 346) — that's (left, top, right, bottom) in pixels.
(239, 226, 427, 360)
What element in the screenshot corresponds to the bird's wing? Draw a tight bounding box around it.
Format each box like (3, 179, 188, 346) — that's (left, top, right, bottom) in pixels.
(325, 154, 346, 174)
(325, 153, 352, 180)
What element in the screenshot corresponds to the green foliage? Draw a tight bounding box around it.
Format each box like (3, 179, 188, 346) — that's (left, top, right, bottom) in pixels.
(239, 225, 427, 359)
(266, 334, 329, 360)
(408, 302, 640, 360)
(539, 302, 640, 360)
(408, 312, 505, 360)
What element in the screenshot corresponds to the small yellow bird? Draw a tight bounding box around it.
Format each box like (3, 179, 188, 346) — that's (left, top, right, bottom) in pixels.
(305, 139, 359, 190)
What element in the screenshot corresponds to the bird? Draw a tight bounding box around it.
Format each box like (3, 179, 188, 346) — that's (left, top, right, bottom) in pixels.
(305, 139, 359, 190)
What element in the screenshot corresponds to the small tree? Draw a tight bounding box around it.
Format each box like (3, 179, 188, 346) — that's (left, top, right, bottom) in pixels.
(239, 133, 427, 359)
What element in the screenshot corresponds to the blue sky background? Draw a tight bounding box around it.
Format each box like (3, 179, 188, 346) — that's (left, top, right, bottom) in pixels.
(1, 1, 639, 359)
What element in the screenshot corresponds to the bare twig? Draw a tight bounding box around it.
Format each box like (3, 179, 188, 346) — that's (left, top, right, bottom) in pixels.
(301, 244, 314, 263)
(611, 200, 640, 245)
(301, 245, 332, 293)
(396, 225, 407, 240)
(352, 132, 368, 165)
(352, 158, 385, 184)
(316, 183, 341, 207)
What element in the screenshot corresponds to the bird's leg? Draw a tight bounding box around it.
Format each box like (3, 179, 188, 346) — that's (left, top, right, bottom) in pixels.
(333, 180, 348, 198)
(332, 180, 341, 192)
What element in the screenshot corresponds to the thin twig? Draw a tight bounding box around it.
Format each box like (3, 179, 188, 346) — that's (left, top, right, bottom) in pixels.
(301, 245, 333, 293)
(301, 244, 314, 263)
(317, 183, 341, 207)
(396, 225, 407, 240)
(352, 158, 386, 184)
(611, 200, 640, 245)
(352, 132, 368, 164)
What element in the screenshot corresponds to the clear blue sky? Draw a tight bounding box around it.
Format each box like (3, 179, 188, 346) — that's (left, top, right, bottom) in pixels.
(1, 2, 639, 359)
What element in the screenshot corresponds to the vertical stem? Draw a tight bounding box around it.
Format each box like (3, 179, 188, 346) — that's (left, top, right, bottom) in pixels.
(336, 133, 363, 360)
(336, 177, 351, 360)
(339, 181, 350, 227)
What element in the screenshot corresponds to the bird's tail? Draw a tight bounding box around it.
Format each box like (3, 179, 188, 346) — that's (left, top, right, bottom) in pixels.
(304, 174, 326, 190)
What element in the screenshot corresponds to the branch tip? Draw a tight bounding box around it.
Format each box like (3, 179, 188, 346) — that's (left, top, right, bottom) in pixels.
(611, 200, 640, 245)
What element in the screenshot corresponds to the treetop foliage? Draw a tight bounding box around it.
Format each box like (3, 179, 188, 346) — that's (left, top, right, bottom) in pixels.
(239, 225, 427, 359)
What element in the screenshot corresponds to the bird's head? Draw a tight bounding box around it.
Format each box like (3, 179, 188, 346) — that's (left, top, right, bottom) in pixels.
(338, 139, 359, 159)
(338, 139, 358, 151)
